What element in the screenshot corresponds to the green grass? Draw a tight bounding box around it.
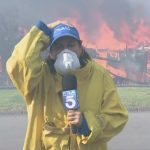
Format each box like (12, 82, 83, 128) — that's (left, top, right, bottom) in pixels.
(0, 89, 25, 113)
(0, 87, 150, 113)
(117, 87, 150, 107)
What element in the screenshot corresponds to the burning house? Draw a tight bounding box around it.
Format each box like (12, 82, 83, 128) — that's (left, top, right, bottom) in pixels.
(85, 46, 150, 85)
(0, 0, 150, 86)
(94, 47, 150, 85)
(67, 0, 150, 85)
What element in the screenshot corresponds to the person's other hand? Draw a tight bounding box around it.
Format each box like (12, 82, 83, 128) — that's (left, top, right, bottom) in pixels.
(47, 20, 72, 29)
(47, 20, 62, 29)
(67, 110, 83, 126)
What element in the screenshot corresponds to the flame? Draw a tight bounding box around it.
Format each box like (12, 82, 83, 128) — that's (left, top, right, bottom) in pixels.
(69, 18, 150, 50)
(68, 17, 150, 83)
(96, 22, 126, 50)
(135, 20, 150, 45)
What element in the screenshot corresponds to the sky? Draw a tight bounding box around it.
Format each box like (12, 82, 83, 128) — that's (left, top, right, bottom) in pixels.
(0, 0, 150, 49)
(0, 0, 150, 26)
(0, 0, 150, 82)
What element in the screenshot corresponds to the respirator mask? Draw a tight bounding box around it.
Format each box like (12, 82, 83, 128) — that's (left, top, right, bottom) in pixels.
(54, 49, 81, 75)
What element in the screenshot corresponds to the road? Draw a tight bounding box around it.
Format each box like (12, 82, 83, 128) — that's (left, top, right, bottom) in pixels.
(0, 112, 149, 150)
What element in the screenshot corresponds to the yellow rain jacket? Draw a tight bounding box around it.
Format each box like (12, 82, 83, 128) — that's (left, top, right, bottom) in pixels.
(6, 25, 128, 150)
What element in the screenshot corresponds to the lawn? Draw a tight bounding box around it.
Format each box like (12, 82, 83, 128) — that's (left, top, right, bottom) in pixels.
(0, 87, 150, 113)
(118, 87, 150, 106)
(0, 89, 25, 113)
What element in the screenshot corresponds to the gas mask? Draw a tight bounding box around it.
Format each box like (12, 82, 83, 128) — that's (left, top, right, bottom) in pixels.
(54, 49, 81, 75)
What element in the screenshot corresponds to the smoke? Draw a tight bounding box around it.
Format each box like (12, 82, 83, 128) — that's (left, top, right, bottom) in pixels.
(0, 0, 149, 83)
(0, 0, 149, 23)
(0, 0, 150, 41)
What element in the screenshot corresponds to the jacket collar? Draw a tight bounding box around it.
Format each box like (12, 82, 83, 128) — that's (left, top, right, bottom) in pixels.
(53, 60, 94, 92)
(71, 60, 94, 81)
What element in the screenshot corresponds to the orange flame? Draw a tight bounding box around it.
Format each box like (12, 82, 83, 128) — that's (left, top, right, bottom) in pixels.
(68, 17, 150, 83)
(69, 18, 150, 50)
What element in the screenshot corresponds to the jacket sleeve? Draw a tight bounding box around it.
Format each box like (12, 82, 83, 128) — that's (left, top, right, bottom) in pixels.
(78, 71, 128, 144)
(6, 22, 50, 104)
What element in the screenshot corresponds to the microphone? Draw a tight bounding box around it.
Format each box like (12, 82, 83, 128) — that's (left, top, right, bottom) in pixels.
(62, 74, 79, 134)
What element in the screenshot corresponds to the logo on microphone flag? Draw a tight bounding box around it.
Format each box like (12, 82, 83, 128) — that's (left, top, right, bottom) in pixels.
(62, 90, 79, 110)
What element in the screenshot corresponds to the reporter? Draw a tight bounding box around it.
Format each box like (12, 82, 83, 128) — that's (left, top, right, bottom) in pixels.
(6, 20, 128, 150)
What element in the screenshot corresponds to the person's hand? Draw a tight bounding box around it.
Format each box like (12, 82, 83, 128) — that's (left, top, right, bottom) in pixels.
(47, 20, 72, 29)
(67, 110, 83, 126)
(47, 20, 62, 29)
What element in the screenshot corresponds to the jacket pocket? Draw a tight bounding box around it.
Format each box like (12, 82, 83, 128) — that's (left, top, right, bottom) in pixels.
(42, 123, 70, 150)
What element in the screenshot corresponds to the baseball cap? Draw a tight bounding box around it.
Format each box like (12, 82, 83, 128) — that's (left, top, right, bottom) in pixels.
(50, 23, 80, 49)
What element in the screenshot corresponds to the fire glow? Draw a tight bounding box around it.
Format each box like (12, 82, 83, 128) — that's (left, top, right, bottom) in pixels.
(68, 17, 150, 84)
(71, 19, 150, 50)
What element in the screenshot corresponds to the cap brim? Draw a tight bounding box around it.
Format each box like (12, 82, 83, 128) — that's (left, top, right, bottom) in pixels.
(50, 33, 80, 50)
